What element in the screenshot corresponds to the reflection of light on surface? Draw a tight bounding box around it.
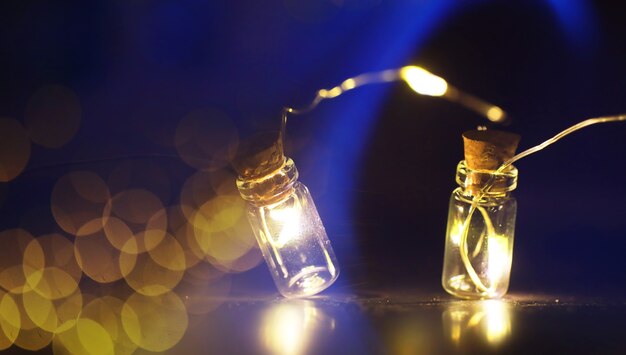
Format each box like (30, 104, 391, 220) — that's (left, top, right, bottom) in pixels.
(442, 300, 512, 347)
(261, 301, 328, 355)
(400, 66, 448, 97)
(482, 300, 511, 344)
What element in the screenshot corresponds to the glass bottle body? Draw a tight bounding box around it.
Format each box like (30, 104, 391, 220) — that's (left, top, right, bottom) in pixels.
(442, 161, 517, 299)
(238, 158, 339, 298)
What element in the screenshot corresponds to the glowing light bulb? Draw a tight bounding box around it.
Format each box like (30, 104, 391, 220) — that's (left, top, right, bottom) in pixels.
(486, 106, 506, 123)
(268, 203, 303, 248)
(237, 157, 339, 298)
(399, 66, 448, 97)
(442, 160, 517, 299)
(487, 235, 510, 285)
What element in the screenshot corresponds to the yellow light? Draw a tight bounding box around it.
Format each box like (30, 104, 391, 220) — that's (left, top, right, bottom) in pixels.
(261, 301, 322, 355)
(400, 66, 448, 97)
(482, 300, 511, 345)
(268, 203, 302, 248)
(486, 106, 506, 123)
(442, 300, 512, 347)
(449, 221, 465, 246)
(487, 235, 509, 286)
(318, 87, 342, 99)
(341, 78, 356, 90)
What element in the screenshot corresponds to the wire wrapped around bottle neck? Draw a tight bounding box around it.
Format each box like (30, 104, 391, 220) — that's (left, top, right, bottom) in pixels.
(236, 157, 298, 206)
(456, 160, 518, 197)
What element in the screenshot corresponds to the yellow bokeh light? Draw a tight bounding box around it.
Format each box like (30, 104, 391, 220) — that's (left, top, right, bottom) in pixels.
(0, 118, 31, 182)
(147, 233, 187, 272)
(21, 290, 57, 332)
(76, 318, 115, 355)
(80, 297, 137, 355)
(25, 267, 79, 300)
(0, 291, 20, 350)
(121, 291, 188, 352)
(51, 172, 111, 236)
(119, 238, 184, 296)
(0, 229, 41, 294)
(175, 108, 239, 172)
(400, 66, 448, 97)
(13, 326, 53, 351)
(104, 189, 167, 254)
(75, 230, 137, 284)
(168, 205, 204, 269)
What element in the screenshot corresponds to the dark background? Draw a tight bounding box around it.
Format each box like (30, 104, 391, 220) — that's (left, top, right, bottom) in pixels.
(1, 0, 625, 300)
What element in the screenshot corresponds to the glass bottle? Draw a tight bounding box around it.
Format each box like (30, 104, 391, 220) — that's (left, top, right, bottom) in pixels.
(237, 157, 339, 298)
(442, 160, 518, 299)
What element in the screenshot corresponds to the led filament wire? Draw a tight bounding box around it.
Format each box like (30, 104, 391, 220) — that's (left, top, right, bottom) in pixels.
(459, 114, 626, 294)
(280, 66, 507, 143)
(277, 66, 625, 295)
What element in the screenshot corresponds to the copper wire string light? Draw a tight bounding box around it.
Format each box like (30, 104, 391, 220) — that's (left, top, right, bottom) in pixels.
(236, 65, 508, 298)
(444, 114, 626, 298)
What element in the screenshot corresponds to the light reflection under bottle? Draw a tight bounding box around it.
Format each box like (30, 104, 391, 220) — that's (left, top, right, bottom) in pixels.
(442, 300, 512, 347)
(260, 300, 333, 355)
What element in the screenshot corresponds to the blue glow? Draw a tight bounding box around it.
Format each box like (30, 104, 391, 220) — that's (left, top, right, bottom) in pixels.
(546, 0, 598, 48)
(316, 0, 460, 286)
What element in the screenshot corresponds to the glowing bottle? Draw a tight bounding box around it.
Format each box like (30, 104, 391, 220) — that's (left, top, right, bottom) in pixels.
(442, 130, 520, 299)
(236, 139, 339, 298)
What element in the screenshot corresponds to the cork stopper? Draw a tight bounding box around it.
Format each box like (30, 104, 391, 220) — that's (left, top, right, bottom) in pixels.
(232, 131, 285, 179)
(462, 129, 521, 171)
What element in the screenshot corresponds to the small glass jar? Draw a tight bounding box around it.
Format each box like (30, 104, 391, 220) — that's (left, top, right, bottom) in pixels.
(442, 160, 518, 299)
(237, 157, 339, 298)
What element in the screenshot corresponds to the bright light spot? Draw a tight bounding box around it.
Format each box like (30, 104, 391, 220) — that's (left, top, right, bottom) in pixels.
(449, 222, 464, 246)
(443, 301, 511, 346)
(319, 87, 342, 99)
(400, 66, 448, 97)
(486, 106, 506, 122)
(269, 206, 302, 247)
(487, 235, 509, 286)
(261, 302, 319, 355)
(341, 78, 356, 90)
(482, 300, 511, 344)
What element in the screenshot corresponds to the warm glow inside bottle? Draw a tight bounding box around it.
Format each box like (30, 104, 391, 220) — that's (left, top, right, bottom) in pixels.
(237, 155, 339, 298)
(442, 129, 520, 299)
(442, 161, 518, 299)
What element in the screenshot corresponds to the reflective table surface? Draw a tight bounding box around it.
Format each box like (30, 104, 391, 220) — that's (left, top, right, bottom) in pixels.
(136, 292, 626, 354)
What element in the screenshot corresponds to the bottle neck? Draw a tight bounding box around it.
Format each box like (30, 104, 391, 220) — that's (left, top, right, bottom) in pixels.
(456, 160, 518, 198)
(236, 157, 298, 206)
